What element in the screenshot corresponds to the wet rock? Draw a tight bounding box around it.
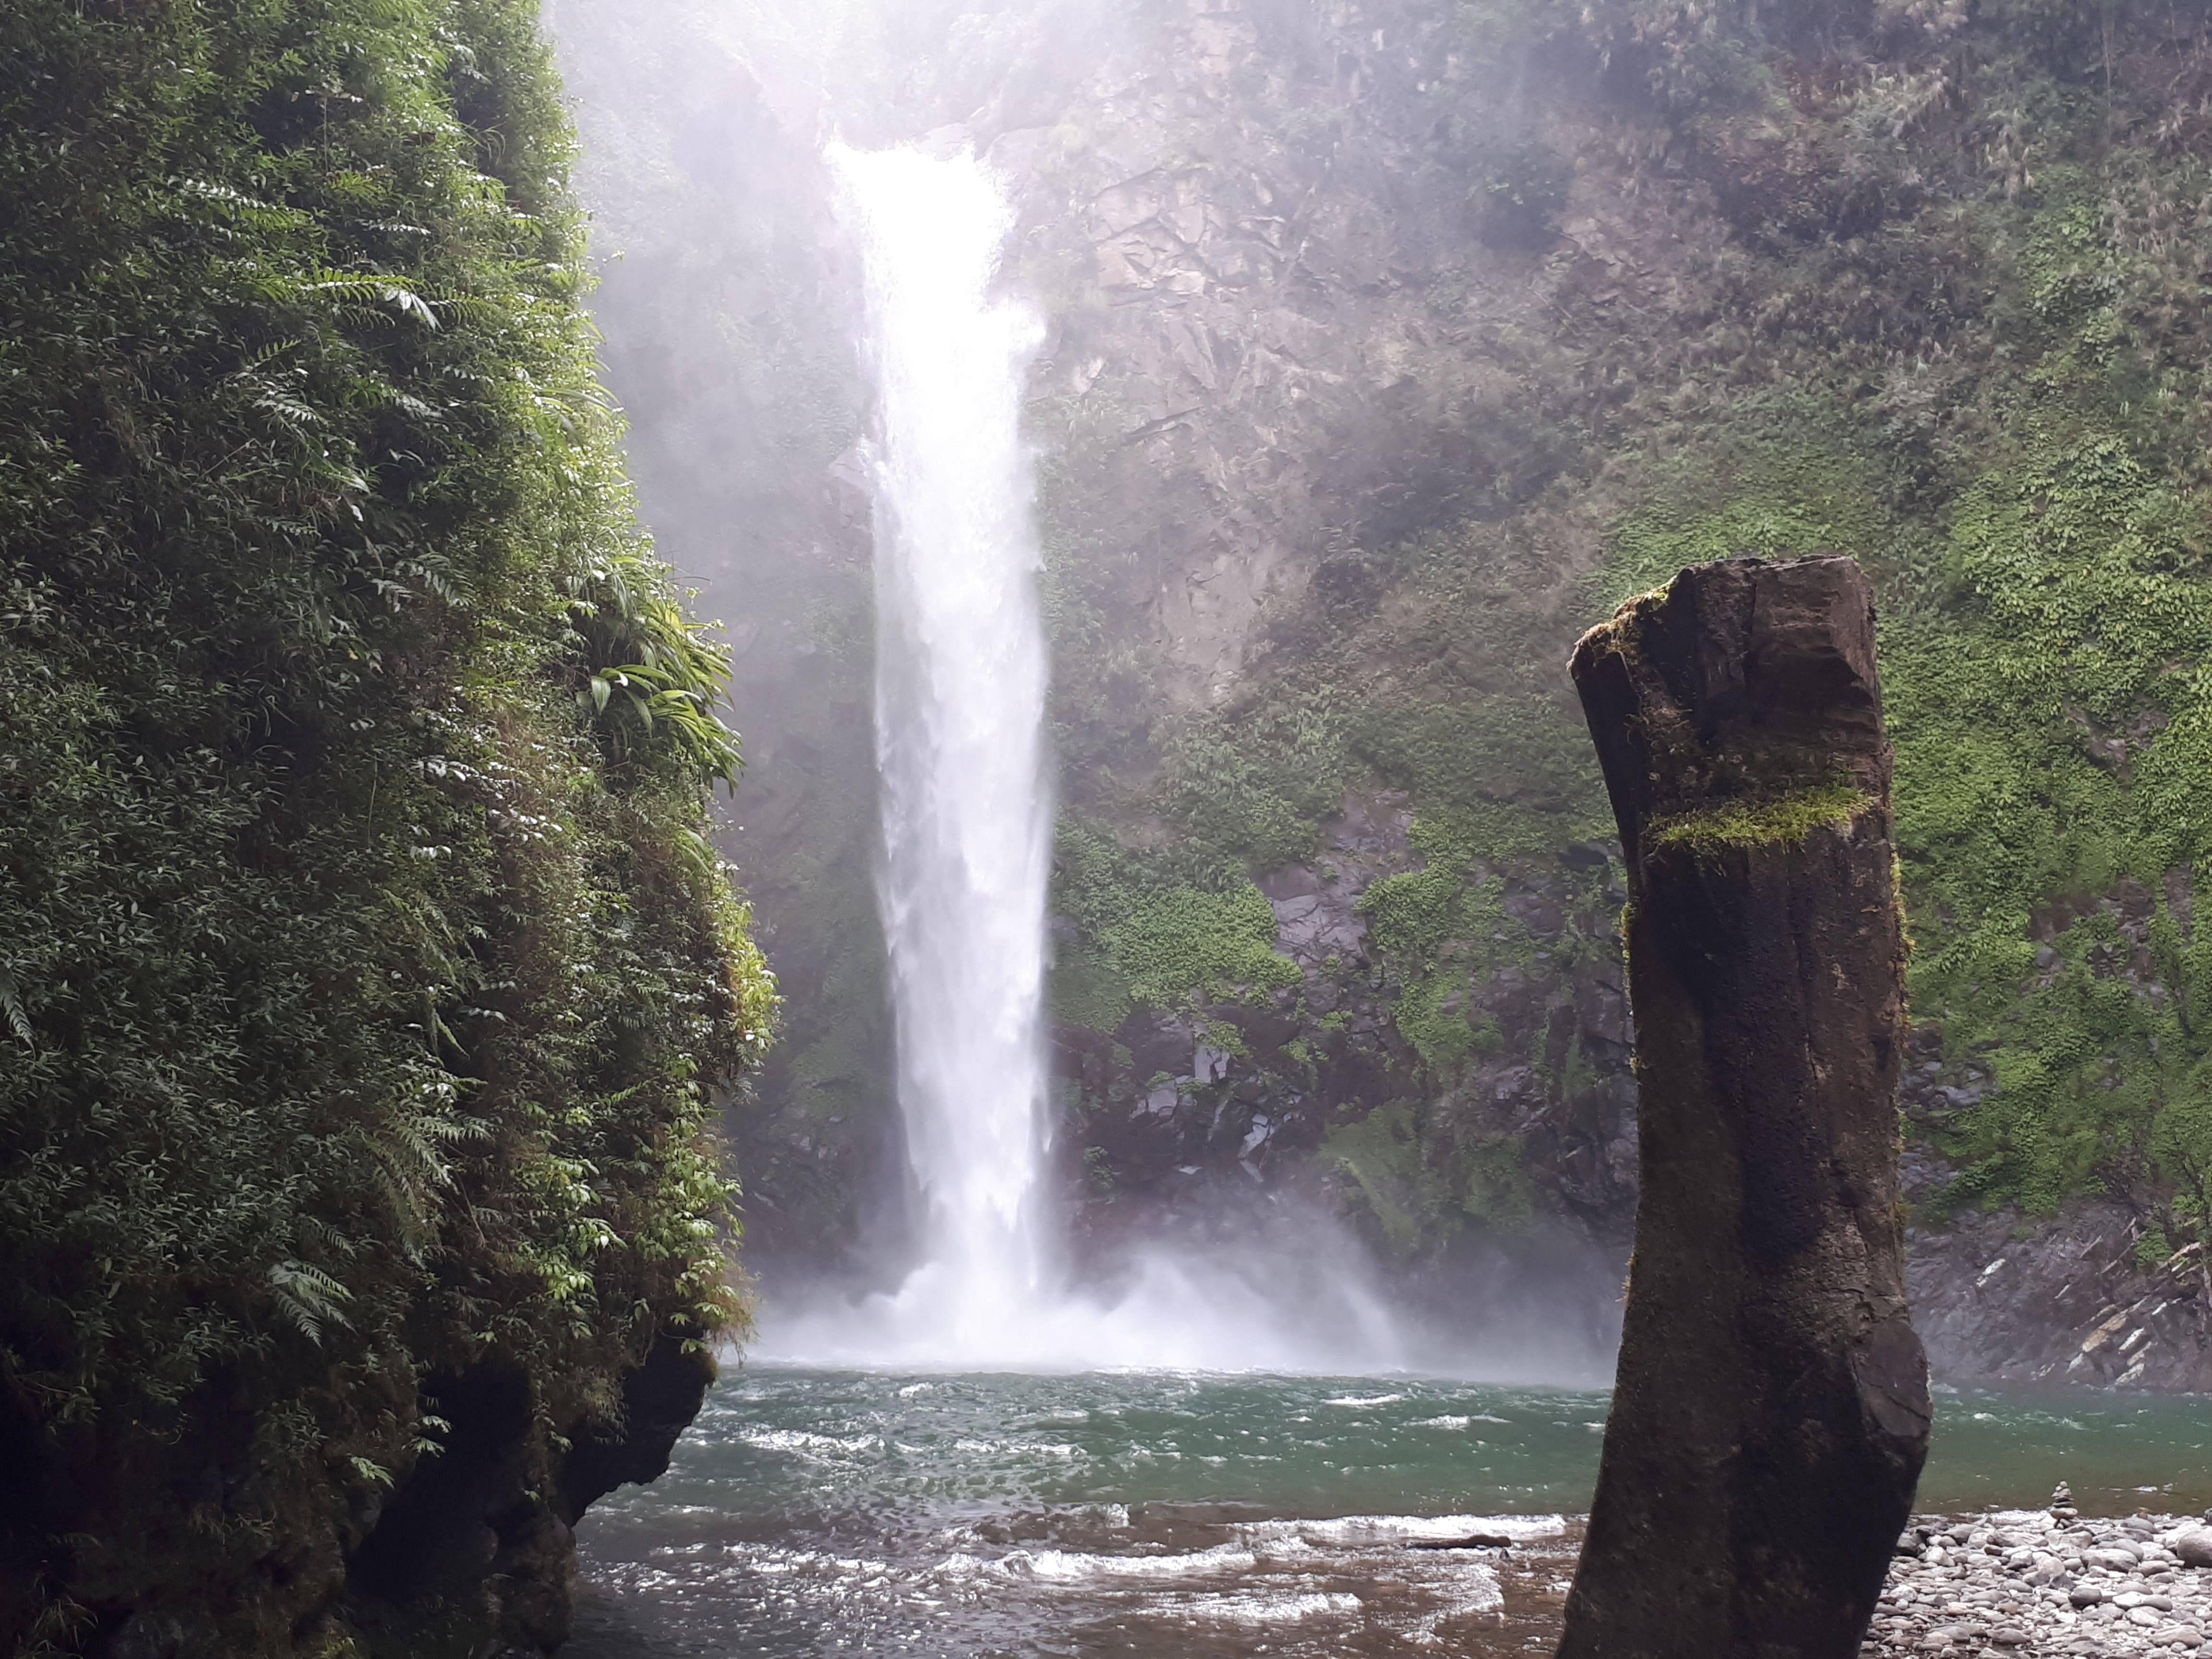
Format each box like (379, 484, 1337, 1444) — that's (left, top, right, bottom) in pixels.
(1558, 558, 1929, 1659)
(558, 1327, 717, 1518)
(1908, 1198, 2212, 1393)
(1405, 1532, 1515, 1551)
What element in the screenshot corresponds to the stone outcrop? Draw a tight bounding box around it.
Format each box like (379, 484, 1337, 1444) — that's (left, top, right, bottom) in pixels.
(344, 1335, 715, 1658)
(1557, 556, 1931, 1657)
(1904, 1169, 2212, 1393)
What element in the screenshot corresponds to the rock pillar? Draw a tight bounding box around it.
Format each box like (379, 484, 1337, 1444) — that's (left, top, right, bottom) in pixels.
(1556, 555, 1930, 1659)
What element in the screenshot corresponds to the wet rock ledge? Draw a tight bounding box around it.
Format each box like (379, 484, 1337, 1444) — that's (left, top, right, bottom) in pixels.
(1866, 1508, 2212, 1656)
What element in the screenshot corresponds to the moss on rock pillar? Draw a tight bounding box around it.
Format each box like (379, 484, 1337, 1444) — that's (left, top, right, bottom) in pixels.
(1557, 555, 1930, 1659)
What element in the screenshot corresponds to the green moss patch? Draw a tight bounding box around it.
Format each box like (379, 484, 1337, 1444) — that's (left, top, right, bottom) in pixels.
(1647, 782, 1876, 853)
(1052, 821, 1300, 1013)
(1321, 1103, 1433, 1256)
(1050, 945, 1137, 1031)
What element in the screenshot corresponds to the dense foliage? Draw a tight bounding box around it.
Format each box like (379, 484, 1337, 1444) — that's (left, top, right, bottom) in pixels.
(0, 0, 772, 1650)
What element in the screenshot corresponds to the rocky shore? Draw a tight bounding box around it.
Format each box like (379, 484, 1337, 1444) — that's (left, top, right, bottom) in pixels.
(1865, 1502, 2212, 1656)
(1473, 1501, 2212, 1657)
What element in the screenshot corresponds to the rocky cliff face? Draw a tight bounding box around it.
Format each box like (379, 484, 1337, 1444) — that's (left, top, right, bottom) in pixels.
(1907, 1171, 2212, 1394)
(1052, 793, 1638, 1281)
(556, 0, 2212, 1389)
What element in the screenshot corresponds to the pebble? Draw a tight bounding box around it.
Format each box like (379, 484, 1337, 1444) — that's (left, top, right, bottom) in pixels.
(1863, 1510, 2210, 1658)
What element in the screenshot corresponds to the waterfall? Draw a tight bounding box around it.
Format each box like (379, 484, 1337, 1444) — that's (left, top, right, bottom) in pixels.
(766, 142, 1401, 1372)
(835, 143, 1054, 1353)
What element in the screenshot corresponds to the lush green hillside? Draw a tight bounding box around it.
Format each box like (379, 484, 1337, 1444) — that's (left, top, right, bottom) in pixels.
(0, 0, 773, 1651)
(1007, 0, 2212, 1269)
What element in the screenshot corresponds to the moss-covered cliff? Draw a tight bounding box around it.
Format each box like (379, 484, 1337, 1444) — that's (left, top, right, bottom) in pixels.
(1016, 0, 2212, 1380)
(554, 0, 2212, 1385)
(0, 1, 774, 1652)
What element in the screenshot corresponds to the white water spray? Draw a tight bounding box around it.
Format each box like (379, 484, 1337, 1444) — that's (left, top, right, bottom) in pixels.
(841, 142, 1055, 1351)
(766, 143, 1404, 1372)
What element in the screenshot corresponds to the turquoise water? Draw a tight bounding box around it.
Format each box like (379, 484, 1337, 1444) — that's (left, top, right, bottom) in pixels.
(568, 1368, 2212, 1657)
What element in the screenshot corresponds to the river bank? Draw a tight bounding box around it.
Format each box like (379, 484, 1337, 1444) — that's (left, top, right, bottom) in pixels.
(1870, 1509, 2212, 1657)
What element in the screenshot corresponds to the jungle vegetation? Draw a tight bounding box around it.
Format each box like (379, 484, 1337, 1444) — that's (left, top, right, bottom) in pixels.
(0, 0, 772, 1650)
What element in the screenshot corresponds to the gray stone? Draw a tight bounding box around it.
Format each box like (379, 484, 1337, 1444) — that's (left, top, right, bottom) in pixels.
(2175, 1528, 2212, 1568)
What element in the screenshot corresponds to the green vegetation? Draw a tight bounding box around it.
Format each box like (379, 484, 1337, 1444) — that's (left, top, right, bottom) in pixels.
(0, 0, 772, 1649)
(1042, 512, 1611, 1073)
(1028, 0, 2212, 1262)
(1565, 144, 2212, 1226)
(1589, 406, 2212, 1222)
(1885, 429, 2212, 1217)
(1647, 783, 1876, 854)
(1054, 822, 1299, 1012)
(1357, 826, 1526, 1073)
(1322, 1099, 1535, 1255)
(1593, 429, 1889, 612)
(1321, 1103, 1433, 1255)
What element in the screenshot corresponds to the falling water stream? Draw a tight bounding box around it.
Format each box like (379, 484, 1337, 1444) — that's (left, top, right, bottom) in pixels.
(828, 141, 1057, 1357)
(765, 143, 1403, 1371)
